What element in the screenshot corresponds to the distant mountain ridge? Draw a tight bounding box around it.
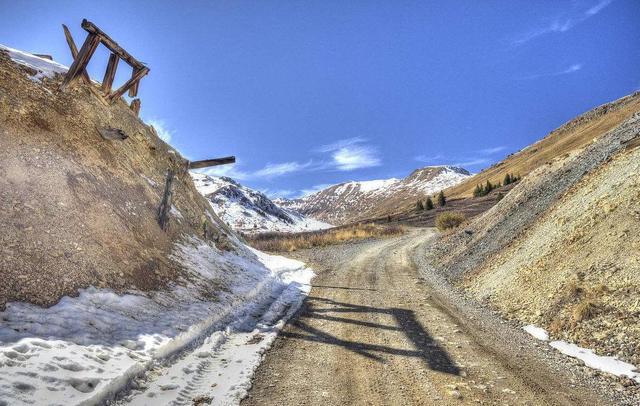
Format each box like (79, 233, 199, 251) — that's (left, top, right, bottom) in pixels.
(278, 166, 471, 224)
(191, 173, 332, 234)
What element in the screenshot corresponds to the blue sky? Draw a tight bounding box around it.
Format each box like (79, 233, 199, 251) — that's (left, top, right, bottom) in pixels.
(1, 1, 638, 198)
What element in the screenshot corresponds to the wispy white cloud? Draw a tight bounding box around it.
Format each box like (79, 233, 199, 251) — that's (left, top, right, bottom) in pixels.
(202, 163, 250, 181)
(318, 137, 381, 171)
(254, 161, 313, 178)
(316, 137, 367, 153)
(332, 145, 381, 171)
(520, 63, 583, 80)
(146, 118, 173, 143)
(477, 146, 507, 154)
(512, 0, 614, 45)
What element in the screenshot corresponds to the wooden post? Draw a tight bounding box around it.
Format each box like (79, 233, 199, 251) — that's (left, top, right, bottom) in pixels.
(187, 156, 236, 170)
(130, 98, 141, 116)
(101, 53, 119, 94)
(62, 24, 91, 84)
(60, 32, 100, 90)
(107, 66, 149, 102)
(157, 169, 175, 231)
(128, 68, 141, 97)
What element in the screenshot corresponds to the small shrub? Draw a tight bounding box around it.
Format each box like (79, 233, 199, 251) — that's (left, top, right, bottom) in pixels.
(425, 197, 434, 210)
(571, 300, 598, 324)
(435, 212, 466, 231)
(437, 190, 446, 207)
(416, 200, 424, 211)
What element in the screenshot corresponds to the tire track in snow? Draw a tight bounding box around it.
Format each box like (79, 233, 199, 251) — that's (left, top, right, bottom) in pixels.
(115, 276, 308, 406)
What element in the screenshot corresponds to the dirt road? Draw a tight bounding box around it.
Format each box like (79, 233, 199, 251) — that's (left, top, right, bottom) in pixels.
(242, 230, 613, 405)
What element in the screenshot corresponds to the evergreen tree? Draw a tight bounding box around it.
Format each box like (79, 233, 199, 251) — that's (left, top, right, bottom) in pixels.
(473, 184, 483, 197)
(503, 173, 512, 185)
(416, 200, 424, 211)
(485, 180, 493, 193)
(425, 197, 434, 210)
(437, 190, 446, 207)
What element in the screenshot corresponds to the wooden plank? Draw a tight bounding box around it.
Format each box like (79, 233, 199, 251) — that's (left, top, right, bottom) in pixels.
(81, 19, 145, 69)
(128, 67, 141, 97)
(62, 24, 91, 84)
(130, 98, 141, 116)
(187, 156, 236, 170)
(157, 169, 175, 231)
(101, 53, 119, 93)
(107, 66, 149, 102)
(60, 32, 100, 90)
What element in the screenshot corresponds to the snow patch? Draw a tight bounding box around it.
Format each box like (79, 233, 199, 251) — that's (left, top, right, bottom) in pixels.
(1, 44, 68, 82)
(0, 237, 314, 405)
(522, 324, 549, 341)
(523, 325, 640, 382)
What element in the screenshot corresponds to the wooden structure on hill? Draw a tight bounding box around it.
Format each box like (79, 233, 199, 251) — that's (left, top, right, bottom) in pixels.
(60, 19, 148, 115)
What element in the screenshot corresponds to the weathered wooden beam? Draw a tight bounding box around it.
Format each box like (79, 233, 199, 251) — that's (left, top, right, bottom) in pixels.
(60, 32, 100, 90)
(128, 67, 141, 97)
(187, 156, 236, 170)
(130, 98, 141, 116)
(81, 19, 145, 69)
(157, 169, 175, 231)
(62, 24, 91, 84)
(101, 53, 119, 93)
(107, 66, 149, 103)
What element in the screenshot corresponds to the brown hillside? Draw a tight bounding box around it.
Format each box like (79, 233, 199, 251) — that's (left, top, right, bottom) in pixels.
(0, 50, 236, 309)
(445, 92, 640, 198)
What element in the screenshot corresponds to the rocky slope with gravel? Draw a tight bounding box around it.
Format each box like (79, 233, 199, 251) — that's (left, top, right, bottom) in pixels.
(426, 93, 640, 375)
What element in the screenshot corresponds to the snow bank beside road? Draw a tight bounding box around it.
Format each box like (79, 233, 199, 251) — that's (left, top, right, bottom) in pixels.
(0, 237, 313, 405)
(523, 325, 640, 383)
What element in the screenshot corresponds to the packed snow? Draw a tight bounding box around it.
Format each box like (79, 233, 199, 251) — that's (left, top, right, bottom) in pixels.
(523, 325, 640, 383)
(0, 236, 314, 405)
(191, 172, 332, 234)
(0, 44, 68, 82)
(522, 324, 549, 341)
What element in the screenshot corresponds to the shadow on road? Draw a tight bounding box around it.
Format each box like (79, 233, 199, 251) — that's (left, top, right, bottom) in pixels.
(280, 295, 460, 375)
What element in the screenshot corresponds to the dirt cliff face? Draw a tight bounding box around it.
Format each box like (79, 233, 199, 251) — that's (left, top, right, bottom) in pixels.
(0, 51, 236, 308)
(427, 97, 640, 366)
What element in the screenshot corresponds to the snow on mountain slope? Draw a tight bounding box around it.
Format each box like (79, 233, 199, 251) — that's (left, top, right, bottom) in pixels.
(280, 166, 471, 224)
(191, 173, 332, 234)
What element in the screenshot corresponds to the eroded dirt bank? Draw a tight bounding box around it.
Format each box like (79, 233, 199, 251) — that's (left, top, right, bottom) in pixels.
(243, 231, 632, 405)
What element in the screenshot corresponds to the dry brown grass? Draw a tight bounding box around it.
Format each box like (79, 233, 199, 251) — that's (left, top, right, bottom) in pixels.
(246, 223, 406, 252)
(435, 212, 466, 231)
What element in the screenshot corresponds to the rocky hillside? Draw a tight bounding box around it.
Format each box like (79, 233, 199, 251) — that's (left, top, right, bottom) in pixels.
(191, 173, 331, 234)
(280, 166, 470, 224)
(425, 93, 640, 371)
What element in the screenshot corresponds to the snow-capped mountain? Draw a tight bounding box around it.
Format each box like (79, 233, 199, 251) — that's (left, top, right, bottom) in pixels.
(279, 166, 471, 224)
(191, 173, 332, 234)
